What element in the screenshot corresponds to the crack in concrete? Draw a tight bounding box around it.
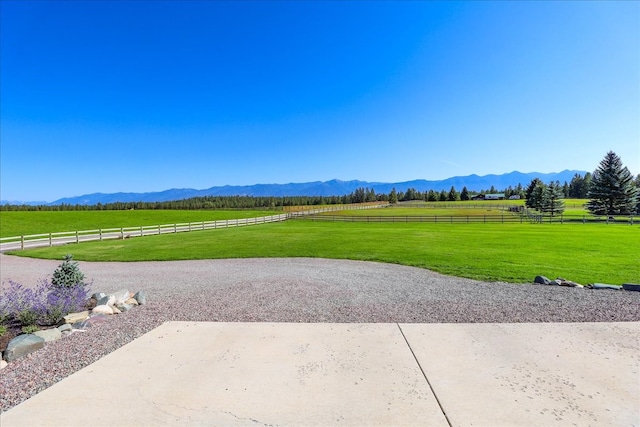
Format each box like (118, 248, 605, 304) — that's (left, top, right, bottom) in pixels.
(397, 323, 452, 427)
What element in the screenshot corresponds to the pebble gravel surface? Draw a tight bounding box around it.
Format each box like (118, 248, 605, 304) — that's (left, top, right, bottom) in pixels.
(1, 255, 638, 412)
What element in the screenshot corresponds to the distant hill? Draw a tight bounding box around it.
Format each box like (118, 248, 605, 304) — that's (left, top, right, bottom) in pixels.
(3, 170, 587, 205)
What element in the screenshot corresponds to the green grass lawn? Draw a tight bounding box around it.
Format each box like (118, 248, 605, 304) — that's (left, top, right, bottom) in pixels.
(10, 220, 639, 285)
(0, 210, 278, 238)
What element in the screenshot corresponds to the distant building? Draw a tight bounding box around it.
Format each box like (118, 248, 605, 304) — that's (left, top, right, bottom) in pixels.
(508, 195, 521, 200)
(484, 193, 505, 200)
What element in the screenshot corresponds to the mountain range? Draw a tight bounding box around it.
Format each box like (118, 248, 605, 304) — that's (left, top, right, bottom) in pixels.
(3, 170, 586, 206)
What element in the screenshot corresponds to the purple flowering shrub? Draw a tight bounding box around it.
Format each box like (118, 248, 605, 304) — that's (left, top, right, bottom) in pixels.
(0, 279, 90, 327)
(0, 256, 91, 329)
(0, 280, 43, 327)
(40, 279, 91, 325)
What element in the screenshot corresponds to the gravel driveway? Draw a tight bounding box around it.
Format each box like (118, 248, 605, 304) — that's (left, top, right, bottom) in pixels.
(1, 254, 639, 412)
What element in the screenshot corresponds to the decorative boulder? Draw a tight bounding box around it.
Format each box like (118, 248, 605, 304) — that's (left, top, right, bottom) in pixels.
(57, 324, 72, 333)
(4, 334, 45, 362)
(116, 303, 133, 312)
(533, 276, 551, 285)
(111, 289, 130, 305)
(92, 292, 107, 300)
(33, 328, 62, 342)
(592, 283, 622, 290)
(92, 305, 114, 315)
(96, 294, 110, 306)
(63, 311, 89, 325)
(133, 290, 147, 305)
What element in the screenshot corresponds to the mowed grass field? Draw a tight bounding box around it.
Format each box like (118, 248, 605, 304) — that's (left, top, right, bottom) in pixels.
(0, 210, 279, 238)
(8, 219, 639, 285)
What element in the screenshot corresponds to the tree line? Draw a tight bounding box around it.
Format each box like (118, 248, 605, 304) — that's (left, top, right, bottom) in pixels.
(2, 151, 638, 213)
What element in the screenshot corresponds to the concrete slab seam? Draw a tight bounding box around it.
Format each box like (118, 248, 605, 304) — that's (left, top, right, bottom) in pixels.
(396, 323, 453, 427)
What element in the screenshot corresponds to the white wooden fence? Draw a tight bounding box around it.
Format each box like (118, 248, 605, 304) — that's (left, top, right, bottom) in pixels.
(0, 203, 388, 252)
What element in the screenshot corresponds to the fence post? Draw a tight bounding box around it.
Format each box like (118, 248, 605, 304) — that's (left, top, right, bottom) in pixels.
(140, 226, 143, 237)
(158, 225, 161, 235)
(49, 233, 52, 247)
(76, 231, 79, 244)
(174, 224, 177, 233)
(120, 228, 124, 239)
(21, 235, 24, 250)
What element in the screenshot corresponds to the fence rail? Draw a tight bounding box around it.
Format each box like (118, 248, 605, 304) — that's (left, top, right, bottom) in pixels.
(0, 214, 289, 252)
(298, 213, 637, 225)
(296, 214, 525, 223)
(0, 203, 388, 252)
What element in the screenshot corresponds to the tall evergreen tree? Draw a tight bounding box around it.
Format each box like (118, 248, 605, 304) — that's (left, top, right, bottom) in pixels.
(586, 151, 638, 215)
(568, 173, 590, 198)
(389, 188, 398, 204)
(460, 186, 470, 201)
(524, 178, 544, 210)
(447, 186, 459, 201)
(541, 181, 565, 216)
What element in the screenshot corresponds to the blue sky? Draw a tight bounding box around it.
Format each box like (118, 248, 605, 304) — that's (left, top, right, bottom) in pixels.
(1, 1, 638, 202)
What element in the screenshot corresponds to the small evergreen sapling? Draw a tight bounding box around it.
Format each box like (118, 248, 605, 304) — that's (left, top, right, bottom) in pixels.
(51, 254, 85, 290)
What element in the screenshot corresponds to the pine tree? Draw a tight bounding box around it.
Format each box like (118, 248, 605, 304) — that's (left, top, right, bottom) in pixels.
(525, 178, 544, 210)
(460, 186, 470, 201)
(586, 151, 639, 215)
(389, 188, 398, 205)
(541, 182, 565, 216)
(447, 186, 459, 201)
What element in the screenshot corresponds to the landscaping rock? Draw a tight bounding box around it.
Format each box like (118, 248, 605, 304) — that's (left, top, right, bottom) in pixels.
(533, 276, 552, 285)
(125, 297, 139, 306)
(556, 278, 583, 288)
(0, 359, 7, 370)
(97, 295, 116, 307)
(111, 306, 122, 314)
(92, 292, 106, 300)
(84, 297, 98, 311)
(57, 324, 72, 333)
(592, 283, 621, 290)
(134, 290, 147, 305)
(112, 289, 130, 305)
(116, 303, 133, 312)
(33, 328, 62, 343)
(4, 334, 45, 362)
(63, 311, 89, 325)
(92, 305, 114, 315)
